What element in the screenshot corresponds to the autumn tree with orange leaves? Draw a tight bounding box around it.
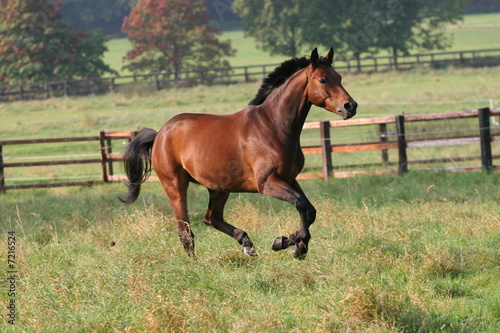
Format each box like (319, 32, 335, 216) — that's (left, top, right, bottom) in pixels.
(0, 0, 115, 84)
(122, 0, 235, 74)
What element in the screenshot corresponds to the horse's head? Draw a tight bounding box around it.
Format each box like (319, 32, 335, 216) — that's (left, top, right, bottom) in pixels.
(307, 48, 357, 120)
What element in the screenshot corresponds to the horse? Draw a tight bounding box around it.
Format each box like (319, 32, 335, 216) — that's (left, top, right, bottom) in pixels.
(120, 48, 357, 259)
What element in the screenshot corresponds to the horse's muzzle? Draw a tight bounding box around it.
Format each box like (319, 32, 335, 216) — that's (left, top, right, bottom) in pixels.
(342, 101, 357, 119)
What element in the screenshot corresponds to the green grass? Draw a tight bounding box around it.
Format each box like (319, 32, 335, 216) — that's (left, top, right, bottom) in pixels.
(104, 12, 500, 75)
(1, 172, 499, 332)
(1, 66, 498, 140)
(446, 12, 500, 52)
(1, 65, 498, 184)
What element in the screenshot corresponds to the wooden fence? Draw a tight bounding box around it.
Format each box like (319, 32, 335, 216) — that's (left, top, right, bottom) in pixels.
(1, 48, 500, 102)
(1, 108, 499, 192)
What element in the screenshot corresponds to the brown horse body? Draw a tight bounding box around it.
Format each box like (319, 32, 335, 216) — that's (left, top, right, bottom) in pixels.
(121, 48, 357, 259)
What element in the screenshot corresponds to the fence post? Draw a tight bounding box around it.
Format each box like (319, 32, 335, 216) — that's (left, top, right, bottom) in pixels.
(396, 116, 408, 175)
(99, 131, 109, 182)
(0, 143, 5, 193)
(244, 67, 249, 82)
(109, 78, 116, 93)
(378, 123, 389, 164)
(320, 121, 333, 181)
(155, 75, 161, 91)
(106, 136, 114, 177)
(478, 107, 493, 173)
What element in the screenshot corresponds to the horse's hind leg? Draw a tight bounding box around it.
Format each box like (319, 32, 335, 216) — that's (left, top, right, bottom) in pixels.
(159, 171, 195, 257)
(204, 189, 258, 256)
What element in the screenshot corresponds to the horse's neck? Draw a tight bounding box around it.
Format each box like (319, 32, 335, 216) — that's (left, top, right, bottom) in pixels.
(262, 69, 312, 140)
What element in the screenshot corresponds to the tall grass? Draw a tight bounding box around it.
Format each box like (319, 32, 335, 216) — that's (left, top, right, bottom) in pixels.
(1, 172, 499, 332)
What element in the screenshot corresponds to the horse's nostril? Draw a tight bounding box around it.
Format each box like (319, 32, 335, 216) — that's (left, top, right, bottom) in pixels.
(344, 101, 358, 112)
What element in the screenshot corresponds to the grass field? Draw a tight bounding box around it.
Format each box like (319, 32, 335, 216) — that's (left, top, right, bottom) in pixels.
(104, 12, 500, 75)
(1, 10, 500, 333)
(1, 172, 499, 332)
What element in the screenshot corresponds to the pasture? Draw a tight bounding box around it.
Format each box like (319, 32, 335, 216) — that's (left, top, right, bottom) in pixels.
(104, 12, 500, 75)
(1, 10, 500, 332)
(1, 173, 499, 332)
(1, 68, 499, 333)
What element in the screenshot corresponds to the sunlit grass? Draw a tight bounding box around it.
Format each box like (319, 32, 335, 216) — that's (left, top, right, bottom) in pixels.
(1, 172, 499, 332)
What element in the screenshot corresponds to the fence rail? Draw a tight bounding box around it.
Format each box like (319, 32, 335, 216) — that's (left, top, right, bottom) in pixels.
(1, 48, 500, 102)
(1, 108, 499, 192)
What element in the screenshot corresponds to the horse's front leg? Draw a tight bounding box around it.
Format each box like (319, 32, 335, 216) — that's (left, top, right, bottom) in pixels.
(259, 175, 316, 259)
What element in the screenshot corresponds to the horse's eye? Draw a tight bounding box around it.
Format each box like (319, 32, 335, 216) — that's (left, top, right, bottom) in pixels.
(319, 78, 327, 84)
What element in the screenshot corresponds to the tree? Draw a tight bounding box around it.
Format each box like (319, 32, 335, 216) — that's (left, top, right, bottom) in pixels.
(303, 0, 379, 68)
(0, 0, 116, 84)
(363, 0, 468, 63)
(122, 0, 235, 75)
(60, 0, 136, 34)
(234, 0, 468, 61)
(232, 0, 306, 57)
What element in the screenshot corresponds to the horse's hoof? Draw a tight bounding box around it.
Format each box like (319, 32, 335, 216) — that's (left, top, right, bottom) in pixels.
(243, 246, 258, 257)
(292, 243, 307, 260)
(272, 236, 289, 251)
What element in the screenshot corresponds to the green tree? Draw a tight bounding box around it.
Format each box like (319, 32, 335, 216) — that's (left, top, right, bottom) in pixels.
(234, 0, 468, 61)
(233, 0, 306, 57)
(361, 0, 468, 63)
(122, 0, 235, 74)
(61, 0, 135, 34)
(0, 0, 116, 84)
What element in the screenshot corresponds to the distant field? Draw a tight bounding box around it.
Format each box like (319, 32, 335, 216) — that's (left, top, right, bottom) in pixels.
(104, 12, 500, 75)
(2, 66, 498, 141)
(1, 64, 498, 184)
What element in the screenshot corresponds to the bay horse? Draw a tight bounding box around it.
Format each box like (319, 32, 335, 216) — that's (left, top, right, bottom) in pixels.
(120, 48, 357, 259)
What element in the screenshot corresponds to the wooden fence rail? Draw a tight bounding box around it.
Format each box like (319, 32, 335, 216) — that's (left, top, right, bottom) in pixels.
(1, 108, 499, 192)
(1, 48, 500, 102)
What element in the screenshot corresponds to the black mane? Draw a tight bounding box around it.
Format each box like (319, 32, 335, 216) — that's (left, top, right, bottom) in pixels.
(249, 56, 331, 106)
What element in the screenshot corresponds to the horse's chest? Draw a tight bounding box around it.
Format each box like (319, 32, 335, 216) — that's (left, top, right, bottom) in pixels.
(275, 145, 304, 178)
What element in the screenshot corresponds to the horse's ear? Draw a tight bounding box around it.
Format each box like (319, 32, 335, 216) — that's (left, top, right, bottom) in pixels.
(325, 47, 334, 64)
(310, 48, 319, 68)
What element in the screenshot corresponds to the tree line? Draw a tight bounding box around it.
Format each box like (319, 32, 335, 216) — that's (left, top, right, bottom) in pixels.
(1, 0, 494, 85)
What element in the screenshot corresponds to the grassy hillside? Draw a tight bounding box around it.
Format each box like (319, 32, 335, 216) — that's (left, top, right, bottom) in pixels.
(104, 12, 500, 75)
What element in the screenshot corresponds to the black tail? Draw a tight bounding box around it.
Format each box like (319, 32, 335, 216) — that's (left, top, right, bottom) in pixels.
(119, 128, 158, 204)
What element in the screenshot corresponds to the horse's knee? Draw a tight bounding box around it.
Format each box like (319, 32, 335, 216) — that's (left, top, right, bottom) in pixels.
(307, 205, 316, 224)
(298, 200, 316, 225)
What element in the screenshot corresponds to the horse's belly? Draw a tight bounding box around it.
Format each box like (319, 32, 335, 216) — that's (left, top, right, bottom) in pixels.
(186, 159, 258, 193)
